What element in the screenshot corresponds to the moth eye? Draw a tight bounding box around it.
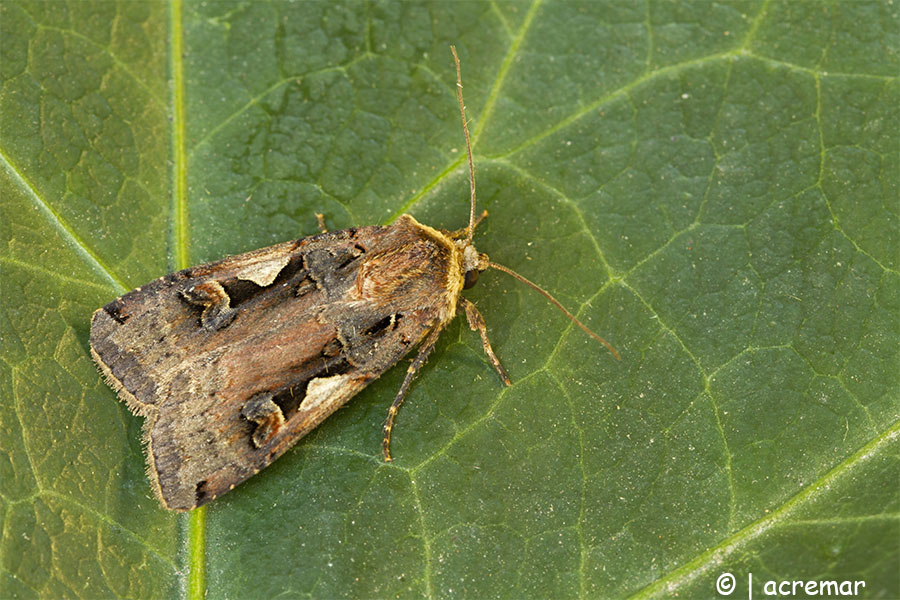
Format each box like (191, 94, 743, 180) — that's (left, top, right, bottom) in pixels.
(463, 270, 479, 289)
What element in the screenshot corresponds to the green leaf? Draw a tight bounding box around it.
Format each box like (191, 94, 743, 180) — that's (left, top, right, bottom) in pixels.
(2, 1, 897, 598)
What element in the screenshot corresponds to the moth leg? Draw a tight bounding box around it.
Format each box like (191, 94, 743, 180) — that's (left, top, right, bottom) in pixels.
(382, 324, 445, 462)
(459, 297, 511, 386)
(315, 213, 328, 234)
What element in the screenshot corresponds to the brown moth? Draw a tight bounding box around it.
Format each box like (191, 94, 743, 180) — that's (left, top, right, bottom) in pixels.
(90, 47, 618, 511)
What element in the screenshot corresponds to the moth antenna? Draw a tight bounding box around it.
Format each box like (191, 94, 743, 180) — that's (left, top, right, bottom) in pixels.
(451, 45, 477, 245)
(488, 261, 620, 360)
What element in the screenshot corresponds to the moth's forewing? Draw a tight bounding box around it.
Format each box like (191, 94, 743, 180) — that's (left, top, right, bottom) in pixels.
(90, 216, 457, 510)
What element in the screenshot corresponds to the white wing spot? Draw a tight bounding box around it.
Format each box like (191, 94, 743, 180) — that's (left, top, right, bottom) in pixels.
(301, 373, 353, 412)
(236, 256, 291, 286)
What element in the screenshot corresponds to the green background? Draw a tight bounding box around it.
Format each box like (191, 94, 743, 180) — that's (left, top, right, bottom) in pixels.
(2, 1, 898, 598)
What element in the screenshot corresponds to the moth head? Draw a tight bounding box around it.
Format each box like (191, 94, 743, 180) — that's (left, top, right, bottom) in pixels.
(448, 46, 618, 360)
(460, 243, 489, 289)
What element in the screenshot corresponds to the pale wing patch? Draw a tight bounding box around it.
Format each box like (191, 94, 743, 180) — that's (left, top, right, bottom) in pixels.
(301, 373, 354, 413)
(236, 255, 291, 286)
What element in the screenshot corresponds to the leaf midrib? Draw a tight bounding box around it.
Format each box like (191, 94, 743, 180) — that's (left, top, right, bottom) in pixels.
(168, 1, 207, 599)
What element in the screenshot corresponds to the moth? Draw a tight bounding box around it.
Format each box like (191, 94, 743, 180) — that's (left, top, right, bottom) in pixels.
(90, 47, 619, 511)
